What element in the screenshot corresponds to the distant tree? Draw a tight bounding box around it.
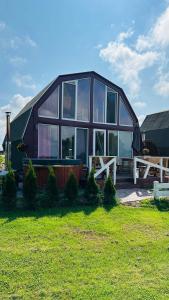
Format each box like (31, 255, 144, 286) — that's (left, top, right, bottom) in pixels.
(103, 175, 117, 206)
(42, 166, 59, 208)
(64, 172, 78, 206)
(23, 160, 37, 210)
(85, 168, 99, 205)
(2, 162, 17, 210)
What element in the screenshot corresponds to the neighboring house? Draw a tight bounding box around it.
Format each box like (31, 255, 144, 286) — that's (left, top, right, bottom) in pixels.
(3, 71, 140, 170)
(141, 110, 169, 156)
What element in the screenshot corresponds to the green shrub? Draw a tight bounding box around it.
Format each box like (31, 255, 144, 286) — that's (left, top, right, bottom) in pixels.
(2, 162, 17, 210)
(154, 198, 169, 211)
(103, 175, 117, 206)
(23, 160, 37, 210)
(85, 168, 99, 205)
(42, 166, 59, 208)
(64, 172, 78, 206)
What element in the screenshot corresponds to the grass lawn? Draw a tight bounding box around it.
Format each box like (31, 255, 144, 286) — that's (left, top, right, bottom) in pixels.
(0, 205, 169, 299)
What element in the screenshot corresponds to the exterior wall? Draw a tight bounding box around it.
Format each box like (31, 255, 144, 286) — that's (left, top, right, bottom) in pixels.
(23, 72, 139, 161)
(145, 129, 169, 156)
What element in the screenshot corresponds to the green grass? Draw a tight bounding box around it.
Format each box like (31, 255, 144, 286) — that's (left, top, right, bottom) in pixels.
(0, 206, 169, 299)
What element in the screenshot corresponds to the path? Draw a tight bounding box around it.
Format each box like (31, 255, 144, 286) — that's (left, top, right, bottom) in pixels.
(118, 188, 153, 204)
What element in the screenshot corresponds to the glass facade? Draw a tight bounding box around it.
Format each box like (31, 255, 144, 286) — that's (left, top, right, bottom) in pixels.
(93, 79, 105, 123)
(119, 97, 133, 126)
(63, 82, 76, 119)
(38, 87, 59, 118)
(108, 131, 118, 156)
(62, 126, 75, 159)
(119, 131, 133, 158)
(77, 79, 90, 121)
(76, 128, 88, 164)
(94, 130, 106, 156)
(38, 124, 59, 158)
(106, 88, 117, 124)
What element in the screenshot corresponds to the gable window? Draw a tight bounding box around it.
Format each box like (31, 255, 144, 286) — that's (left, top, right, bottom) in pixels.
(62, 79, 90, 121)
(38, 124, 59, 158)
(63, 82, 76, 119)
(119, 97, 133, 126)
(106, 88, 117, 124)
(38, 87, 59, 118)
(93, 80, 105, 123)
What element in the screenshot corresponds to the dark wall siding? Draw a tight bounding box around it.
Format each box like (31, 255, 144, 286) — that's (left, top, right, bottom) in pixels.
(146, 129, 169, 156)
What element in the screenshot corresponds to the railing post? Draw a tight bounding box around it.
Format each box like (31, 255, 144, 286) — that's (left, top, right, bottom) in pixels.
(89, 156, 92, 172)
(134, 157, 137, 184)
(153, 181, 159, 199)
(160, 158, 163, 183)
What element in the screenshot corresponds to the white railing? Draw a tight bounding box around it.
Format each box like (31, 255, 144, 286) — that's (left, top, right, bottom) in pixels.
(134, 156, 169, 184)
(153, 181, 169, 199)
(89, 156, 117, 185)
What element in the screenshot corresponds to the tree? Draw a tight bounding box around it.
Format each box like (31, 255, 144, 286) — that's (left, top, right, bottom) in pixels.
(23, 160, 37, 210)
(85, 168, 99, 205)
(103, 175, 117, 206)
(43, 166, 59, 208)
(64, 172, 78, 206)
(2, 162, 17, 210)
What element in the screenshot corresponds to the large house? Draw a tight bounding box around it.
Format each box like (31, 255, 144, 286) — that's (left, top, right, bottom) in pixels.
(4, 71, 140, 172)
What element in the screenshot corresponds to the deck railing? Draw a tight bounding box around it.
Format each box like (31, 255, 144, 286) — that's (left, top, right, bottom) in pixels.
(133, 156, 169, 184)
(89, 156, 117, 185)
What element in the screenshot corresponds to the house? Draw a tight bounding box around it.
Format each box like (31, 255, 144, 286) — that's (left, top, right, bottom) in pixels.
(141, 110, 169, 156)
(3, 71, 141, 186)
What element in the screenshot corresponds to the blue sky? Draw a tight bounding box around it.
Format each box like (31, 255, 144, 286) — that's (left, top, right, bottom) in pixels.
(0, 0, 169, 148)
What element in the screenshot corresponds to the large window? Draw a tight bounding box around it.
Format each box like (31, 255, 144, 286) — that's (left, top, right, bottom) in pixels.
(108, 131, 118, 156)
(62, 126, 75, 159)
(119, 131, 133, 158)
(119, 97, 133, 126)
(63, 82, 76, 119)
(62, 79, 90, 121)
(94, 130, 106, 156)
(38, 124, 59, 158)
(93, 80, 105, 123)
(38, 87, 59, 118)
(107, 88, 117, 124)
(76, 128, 88, 164)
(77, 79, 90, 121)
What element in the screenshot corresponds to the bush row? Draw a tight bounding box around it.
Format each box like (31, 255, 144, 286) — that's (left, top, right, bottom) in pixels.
(1, 161, 117, 210)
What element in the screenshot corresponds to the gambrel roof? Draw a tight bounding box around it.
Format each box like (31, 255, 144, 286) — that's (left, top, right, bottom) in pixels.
(141, 110, 169, 132)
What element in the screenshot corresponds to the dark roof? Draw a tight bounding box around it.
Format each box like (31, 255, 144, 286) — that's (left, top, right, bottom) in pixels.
(141, 110, 169, 132)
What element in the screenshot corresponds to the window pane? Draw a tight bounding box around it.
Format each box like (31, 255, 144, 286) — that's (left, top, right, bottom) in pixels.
(95, 130, 105, 156)
(38, 124, 59, 158)
(77, 79, 90, 121)
(107, 89, 117, 123)
(93, 79, 105, 123)
(63, 82, 76, 119)
(108, 131, 118, 156)
(38, 87, 59, 118)
(119, 97, 133, 126)
(76, 128, 88, 164)
(119, 131, 132, 158)
(62, 126, 75, 159)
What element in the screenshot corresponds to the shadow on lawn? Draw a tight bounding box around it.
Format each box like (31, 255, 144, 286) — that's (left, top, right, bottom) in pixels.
(0, 204, 116, 224)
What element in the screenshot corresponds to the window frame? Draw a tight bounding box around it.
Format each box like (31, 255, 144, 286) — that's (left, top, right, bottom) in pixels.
(93, 79, 118, 125)
(62, 78, 90, 122)
(38, 86, 60, 119)
(93, 129, 106, 156)
(38, 123, 59, 158)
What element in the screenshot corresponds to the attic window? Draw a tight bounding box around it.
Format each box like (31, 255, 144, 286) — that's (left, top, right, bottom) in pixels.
(119, 97, 133, 126)
(38, 87, 59, 118)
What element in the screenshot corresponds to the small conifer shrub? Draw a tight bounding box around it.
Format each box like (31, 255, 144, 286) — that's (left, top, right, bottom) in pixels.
(23, 160, 37, 209)
(85, 168, 99, 205)
(43, 166, 59, 208)
(2, 162, 17, 210)
(103, 175, 117, 206)
(64, 172, 78, 206)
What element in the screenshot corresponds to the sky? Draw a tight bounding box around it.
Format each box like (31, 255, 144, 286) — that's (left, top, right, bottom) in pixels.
(0, 0, 169, 149)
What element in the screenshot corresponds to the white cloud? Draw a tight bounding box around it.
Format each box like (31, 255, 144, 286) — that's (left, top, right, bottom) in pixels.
(0, 94, 32, 149)
(138, 114, 146, 125)
(13, 74, 36, 90)
(9, 56, 27, 66)
(94, 43, 103, 49)
(134, 101, 147, 108)
(117, 28, 134, 42)
(0, 21, 6, 31)
(25, 36, 37, 47)
(154, 72, 169, 96)
(10, 35, 37, 49)
(100, 40, 158, 96)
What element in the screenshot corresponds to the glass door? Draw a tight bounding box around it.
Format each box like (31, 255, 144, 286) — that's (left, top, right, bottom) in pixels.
(93, 129, 106, 156)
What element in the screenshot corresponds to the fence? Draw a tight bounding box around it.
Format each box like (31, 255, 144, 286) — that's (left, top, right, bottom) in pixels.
(153, 181, 169, 199)
(89, 156, 117, 185)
